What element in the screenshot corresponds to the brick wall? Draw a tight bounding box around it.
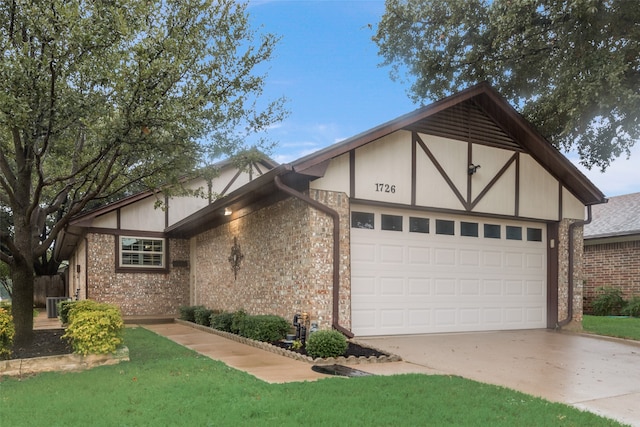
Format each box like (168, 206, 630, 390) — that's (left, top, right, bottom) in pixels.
(192, 190, 350, 330)
(557, 219, 584, 326)
(583, 239, 640, 313)
(86, 233, 190, 315)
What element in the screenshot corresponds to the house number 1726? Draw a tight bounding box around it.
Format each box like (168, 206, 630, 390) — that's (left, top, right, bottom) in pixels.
(375, 183, 396, 193)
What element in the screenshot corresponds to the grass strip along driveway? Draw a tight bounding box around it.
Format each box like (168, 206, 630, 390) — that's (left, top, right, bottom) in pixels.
(583, 315, 640, 341)
(0, 328, 625, 426)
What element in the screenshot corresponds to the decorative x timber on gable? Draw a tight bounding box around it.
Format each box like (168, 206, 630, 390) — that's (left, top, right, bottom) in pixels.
(413, 131, 520, 214)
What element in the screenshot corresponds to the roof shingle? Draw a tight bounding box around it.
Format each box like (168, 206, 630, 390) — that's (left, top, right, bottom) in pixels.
(584, 192, 640, 239)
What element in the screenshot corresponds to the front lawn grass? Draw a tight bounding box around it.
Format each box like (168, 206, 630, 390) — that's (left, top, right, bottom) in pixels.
(0, 328, 624, 426)
(583, 315, 640, 341)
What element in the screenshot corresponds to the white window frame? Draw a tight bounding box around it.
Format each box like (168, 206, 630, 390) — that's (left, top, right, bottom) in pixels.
(119, 236, 166, 269)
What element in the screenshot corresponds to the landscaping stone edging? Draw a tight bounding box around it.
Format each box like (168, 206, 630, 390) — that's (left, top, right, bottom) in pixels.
(0, 346, 129, 377)
(174, 319, 402, 365)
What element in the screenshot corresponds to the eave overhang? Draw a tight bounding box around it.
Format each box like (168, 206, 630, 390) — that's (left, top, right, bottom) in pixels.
(165, 165, 313, 239)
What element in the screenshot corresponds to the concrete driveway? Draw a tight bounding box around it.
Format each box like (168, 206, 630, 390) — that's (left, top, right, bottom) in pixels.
(358, 330, 640, 426)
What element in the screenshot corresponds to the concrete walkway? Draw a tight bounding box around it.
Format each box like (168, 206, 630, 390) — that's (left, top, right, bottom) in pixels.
(142, 323, 437, 383)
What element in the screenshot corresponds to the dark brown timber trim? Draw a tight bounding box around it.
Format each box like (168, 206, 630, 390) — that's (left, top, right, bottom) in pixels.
(470, 153, 517, 211)
(411, 134, 417, 206)
(514, 153, 520, 217)
(415, 133, 468, 210)
(349, 150, 356, 198)
(546, 222, 559, 328)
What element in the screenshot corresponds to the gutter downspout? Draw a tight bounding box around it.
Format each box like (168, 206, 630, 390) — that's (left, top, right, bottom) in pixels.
(273, 175, 354, 338)
(558, 205, 593, 328)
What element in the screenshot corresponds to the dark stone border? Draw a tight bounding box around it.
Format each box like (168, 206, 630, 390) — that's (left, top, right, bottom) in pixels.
(175, 319, 402, 365)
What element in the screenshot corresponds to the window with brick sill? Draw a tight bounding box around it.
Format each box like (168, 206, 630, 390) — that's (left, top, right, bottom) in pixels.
(119, 236, 165, 269)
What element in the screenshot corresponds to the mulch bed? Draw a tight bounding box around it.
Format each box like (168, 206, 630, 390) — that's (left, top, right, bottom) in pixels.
(270, 340, 388, 358)
(9, 329, 73, 360)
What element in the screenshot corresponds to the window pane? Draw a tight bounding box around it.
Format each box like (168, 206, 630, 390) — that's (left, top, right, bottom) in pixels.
(506, 226, 522, 240)
(381, 214, 403, 231)
(527, 227, 543, 242)
(120, 237, 164, 268)
(351, 212, 374, 229)
(435, 219, 455, 235)
(460, 222, 478, 237)
(484, 224, 501, 239)
(409, 217, 429, 233)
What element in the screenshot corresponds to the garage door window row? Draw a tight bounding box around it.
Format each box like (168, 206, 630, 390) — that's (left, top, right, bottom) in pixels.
(351, 211, 543, 242)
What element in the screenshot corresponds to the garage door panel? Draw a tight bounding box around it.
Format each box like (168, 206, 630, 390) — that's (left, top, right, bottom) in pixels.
(380, 244, 403, 263)
(408, 278, 431, 295)
(380, 277, 404, 295)
(434, 248, 456, 265)
(351, 207, 547, 336)
(408, 246, 431, 264)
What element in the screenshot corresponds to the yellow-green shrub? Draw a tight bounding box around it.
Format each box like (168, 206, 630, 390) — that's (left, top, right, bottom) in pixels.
(62, 301, 124, 355)
(0, 308, 15, 359)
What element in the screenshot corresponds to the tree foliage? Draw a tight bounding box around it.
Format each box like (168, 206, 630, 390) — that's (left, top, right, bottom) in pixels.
(0, 0, 286, 343)
(374, 0, 640, 170)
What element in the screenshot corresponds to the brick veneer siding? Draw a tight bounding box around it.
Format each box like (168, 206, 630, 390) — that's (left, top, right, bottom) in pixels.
(557, 219, 584, 326)
(86, 233, 190, 316)
(583, 239, 640, 313)
(191, 189, 351, 331)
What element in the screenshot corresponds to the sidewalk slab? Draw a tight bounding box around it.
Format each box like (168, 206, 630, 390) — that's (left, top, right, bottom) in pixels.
(142, 323, 438, 383)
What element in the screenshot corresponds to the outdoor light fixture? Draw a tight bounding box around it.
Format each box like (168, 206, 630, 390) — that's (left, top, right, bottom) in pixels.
(468, 164, 481, 175)
(224, 207, 232, 216)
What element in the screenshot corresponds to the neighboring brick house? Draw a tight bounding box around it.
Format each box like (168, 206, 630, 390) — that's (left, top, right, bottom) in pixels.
(583, 192, 640, 313)
(58, 83, 606, 336)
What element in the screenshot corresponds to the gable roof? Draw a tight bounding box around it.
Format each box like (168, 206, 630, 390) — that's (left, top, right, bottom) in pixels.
(166, 83, 605, 239)
(291, 82, 605, 206)
(584, 192, 640, 240)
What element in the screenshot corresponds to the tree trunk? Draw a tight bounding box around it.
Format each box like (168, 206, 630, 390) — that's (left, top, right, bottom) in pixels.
(11, 259, 35, 346)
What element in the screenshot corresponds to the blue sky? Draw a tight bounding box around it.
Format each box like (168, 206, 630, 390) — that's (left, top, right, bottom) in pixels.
(246, 0, 639, 197)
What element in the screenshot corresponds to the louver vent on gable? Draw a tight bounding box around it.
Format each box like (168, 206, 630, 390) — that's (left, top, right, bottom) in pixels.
(405, 101, 522, 151)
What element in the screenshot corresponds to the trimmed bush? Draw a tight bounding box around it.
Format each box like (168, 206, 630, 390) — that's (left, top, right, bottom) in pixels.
(194, 306, 214, 326)
(57, 300, 76, 324)
(239, 315, 290, 342)
(0, 308, 15, 359)
(622, 296, 640, 317)
(305, 329, 348, 359)
(231, 310, 247, 335)
(179, 305, 204, 323)
(62, 301, 124, 355)
(210, 312, 234, 332)
(592, 287, 626, 316)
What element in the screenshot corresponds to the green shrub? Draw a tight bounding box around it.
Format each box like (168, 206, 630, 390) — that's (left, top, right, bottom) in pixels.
(239, 315, 290, 342)
(179, 305, 203, 323)
(0, 308, 15, 359)
(210, 312, 234, 332)
(62, 301, 124, 355)
(57, 300, 76, 324)
(591, 287, 626, 316)
(231, 310, 247, 334)
(305, 329, 348, 359)
(622, 296, 640, 317)
(194, 307, 214, 326)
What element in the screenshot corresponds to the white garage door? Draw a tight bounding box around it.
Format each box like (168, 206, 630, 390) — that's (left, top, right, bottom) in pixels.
(351, 206, 547, 336)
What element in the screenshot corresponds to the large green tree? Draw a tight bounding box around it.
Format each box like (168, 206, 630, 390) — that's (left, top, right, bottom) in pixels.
(374, 0, 639, 170)
(0, 0, 286, 344)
